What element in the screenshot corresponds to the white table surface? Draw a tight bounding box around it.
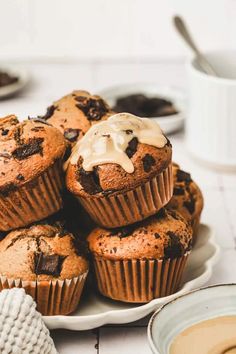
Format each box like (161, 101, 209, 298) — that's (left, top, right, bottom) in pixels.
(1, 59, 236, 354)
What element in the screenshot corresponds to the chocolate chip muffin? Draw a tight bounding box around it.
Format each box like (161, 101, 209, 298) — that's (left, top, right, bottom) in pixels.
(0, 223, 88, 315)
(167, 163, 204, 241)
(88, 208, 192, 302)
(66, 113, 173, 228)
(40, 90, 113, 144)
(0, 115, 67, 231)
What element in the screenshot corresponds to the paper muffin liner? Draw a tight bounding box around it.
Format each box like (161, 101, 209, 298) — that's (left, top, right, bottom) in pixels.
(77, 163, 173, 228)
(192, 215, 201, 245)
(0, 160, 64, 231)
(92, 254, 189, 303)
(0, 271, 88, 315)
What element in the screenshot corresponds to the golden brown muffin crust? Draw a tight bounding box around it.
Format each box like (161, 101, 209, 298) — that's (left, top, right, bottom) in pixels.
(66, 141, 172, 196)
(0, 223, 88, 281)
(42, 90, 114, 143)
(167, 163, 204, 227)
(0, 115, 67, 194)
(88, 208, 192, 260)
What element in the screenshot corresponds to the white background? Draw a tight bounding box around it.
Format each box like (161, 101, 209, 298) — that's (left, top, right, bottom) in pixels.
(0, 0, 236, 61)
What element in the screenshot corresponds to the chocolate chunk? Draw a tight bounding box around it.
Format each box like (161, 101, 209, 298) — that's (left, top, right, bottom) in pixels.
(12, 137, 44, 160)
(77, 167, 102, 195)
(154, 233, 161, 239)
(173, 186, 185, 195)
(125, 137, 138, 158)
(142, 154, 155, 172)
(183, 196, 196, 214)
(31, 126, 46, 132)
(16, 174, 25, 181)
(64, 128, 81, 142)
(176, 169, 192, 183)
(34, 252, 65, 276)
(164, 231, 184, 258)
(75, 96, 109, 121)
(14, 127, 23, 144)
(1, 129, 9, 136)
(40, 105, 57, 120)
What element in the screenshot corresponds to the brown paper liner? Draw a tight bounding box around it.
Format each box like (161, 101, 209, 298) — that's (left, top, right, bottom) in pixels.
(0, 271, 88, 315)
(0, 160, 64, 231)
(92, 254, 189, 303)
(77, 163, 173, 228)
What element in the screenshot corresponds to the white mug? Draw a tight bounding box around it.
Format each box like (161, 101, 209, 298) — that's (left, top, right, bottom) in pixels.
(187, 50, 236, 171)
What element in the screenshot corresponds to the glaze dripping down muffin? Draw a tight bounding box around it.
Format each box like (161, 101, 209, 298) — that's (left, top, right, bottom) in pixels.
(40, 90, 114, 144)
(0, 115, 67, 231)
(0, 223, 89, 315)
(88, 208, 192, 302)
(66, 113, 173, 228)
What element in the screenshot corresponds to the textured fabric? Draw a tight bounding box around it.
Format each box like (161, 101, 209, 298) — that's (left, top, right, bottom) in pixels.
(0, 288, 57, 354)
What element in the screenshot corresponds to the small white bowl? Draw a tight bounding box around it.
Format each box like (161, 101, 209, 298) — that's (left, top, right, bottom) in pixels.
(99, 83, 186, 135)
(148, 284, 236, 354)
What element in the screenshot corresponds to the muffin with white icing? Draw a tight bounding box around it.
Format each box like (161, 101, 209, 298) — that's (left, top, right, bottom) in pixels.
(66, 113, 173, 228)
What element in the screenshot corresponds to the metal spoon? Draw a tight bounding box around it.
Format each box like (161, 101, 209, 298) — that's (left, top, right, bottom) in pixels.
(173, 15, 218, 76)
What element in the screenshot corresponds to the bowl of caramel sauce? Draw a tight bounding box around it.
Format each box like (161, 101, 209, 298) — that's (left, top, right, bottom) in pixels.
(148, 284, 236, 354)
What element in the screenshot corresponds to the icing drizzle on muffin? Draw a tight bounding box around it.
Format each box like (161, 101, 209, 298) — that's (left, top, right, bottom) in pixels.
(68, 113, 167, 173)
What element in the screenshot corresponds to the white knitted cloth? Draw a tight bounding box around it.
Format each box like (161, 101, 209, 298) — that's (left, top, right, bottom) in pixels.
(0, 288, 57, 354)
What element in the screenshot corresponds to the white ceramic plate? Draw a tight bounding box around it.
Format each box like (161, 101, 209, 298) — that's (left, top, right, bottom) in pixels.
(0, 65, 30, 99)
(99, 83, 186, 135)
(44, 224, 220, 330)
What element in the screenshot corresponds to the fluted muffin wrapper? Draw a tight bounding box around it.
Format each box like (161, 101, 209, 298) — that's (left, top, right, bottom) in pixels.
(92, 254, 189, 303)
(0, 160, 64, 231)
(77, 163, 173, 228)
(0, 271, 88, 315)
(192, 215, 201, 245)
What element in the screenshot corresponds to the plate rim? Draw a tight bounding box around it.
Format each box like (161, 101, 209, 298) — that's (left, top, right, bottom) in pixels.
(44, 223, 220, 330)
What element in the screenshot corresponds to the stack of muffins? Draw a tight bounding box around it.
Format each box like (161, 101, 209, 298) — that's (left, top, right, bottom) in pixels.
(0, 89, 203, 314)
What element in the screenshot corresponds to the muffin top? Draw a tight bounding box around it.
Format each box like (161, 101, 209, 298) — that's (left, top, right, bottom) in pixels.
(167, 163, 204, 226)
(0, 223, 88, 281)
(88, 208, 192, 260)
(66, 113, 172, 196)
(40, 90, 113, 144)
(0, 115, 67, 195)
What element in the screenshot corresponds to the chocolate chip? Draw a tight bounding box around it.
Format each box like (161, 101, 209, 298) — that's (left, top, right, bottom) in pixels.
(176, 169, 192, 183)
(40, 105, 57, 120)
(75, 96, 109, 121)
(154, 233, 161, 239)
(34, 252, 65, 276)
(173, 186, 185, 195)
(125, 129, 133, 135)
(31, 126, 46, 132)
(64, 128, 81, 142)
(1, 129, 9, 136)
(164, 231, 184, 259)
(125, 137, 138, 158)
(142, 154, 155, 172)
(16, 174, 25, 181)
(12, 137, 44, 160)
(77, 167, 102, 195)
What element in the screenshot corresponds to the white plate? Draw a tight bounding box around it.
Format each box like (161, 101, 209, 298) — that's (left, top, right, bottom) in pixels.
(0, 65, 30, 99)
(99, 83, 186, 135)
(44, 224, 220, 330)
